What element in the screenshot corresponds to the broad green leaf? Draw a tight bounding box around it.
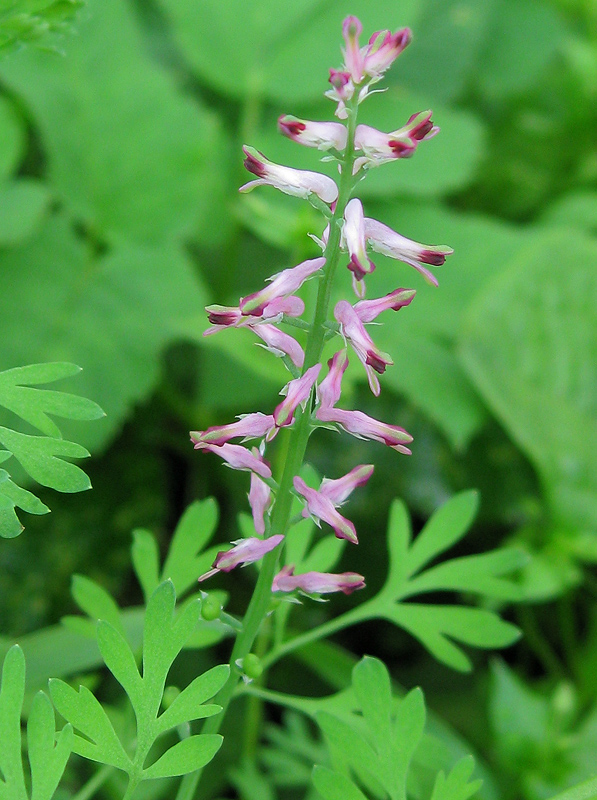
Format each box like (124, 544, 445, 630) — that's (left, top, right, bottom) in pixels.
(546, 777, 597, 800)
(0, 0, 226, 246)
(0, 0, 83, 55)
(0, 180, 50, 245)
(96, 622, 142, 709)
(161, 499, 221, 596)
(459, 229, 597, 529)
(156, 664, 229, 733)
(540, 191, 597, 237)
(430, 756, 482, 800)
(0, 645, 27, 800)
(132, 529, 161, 602)
(71, 575, 125, 637)
(27, 691, 73, 800)
(48, 679, 131, 771)
(0, 469, 49, 539)
(0, 362, 104, 439)
(0, 96, 24, 179)
(0, 215, 208, 452)
(154, 0, 421, 103)
(0, 427, 90, 492)
(312, 766, 368, 800)
(142, 734, 223, 779)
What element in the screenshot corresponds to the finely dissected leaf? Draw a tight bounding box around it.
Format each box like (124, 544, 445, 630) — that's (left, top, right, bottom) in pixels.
(156, 664, 229, 733)
(0, 0, 226, 246)
(459, 229, 597, 531)
(161, 500, 221, 596)
(0, 469, 49, 539)
(142, 734, 223, 779)
(48, 679, 131, 771)
(96, 622, 142, 710)
(0, 427, 90, 493)
(27, 691, 73, 800)
(390, 688, 426, 800)
(0, 647, 72, 800)
(312, 766, 368, 800)
(0, 363, 104, 439)
(0, 645, 28, 800)
(352, 657, 392, 758)
(430, 756, 482, 800)
(0, 216, 208, 452)
(71, 575, 125, 638)
(132, 529, 161, 601)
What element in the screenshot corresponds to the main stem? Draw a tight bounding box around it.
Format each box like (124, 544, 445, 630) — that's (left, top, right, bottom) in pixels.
(175, 103, 359, 800)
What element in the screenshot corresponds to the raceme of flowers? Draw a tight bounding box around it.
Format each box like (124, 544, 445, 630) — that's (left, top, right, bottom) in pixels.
(191, 15, 453, 600)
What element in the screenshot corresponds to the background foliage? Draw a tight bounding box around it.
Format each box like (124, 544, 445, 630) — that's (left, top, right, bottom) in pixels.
(1, 0, 596, 798)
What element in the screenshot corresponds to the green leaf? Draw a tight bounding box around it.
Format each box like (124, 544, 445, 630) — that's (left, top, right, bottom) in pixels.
(312, 766, 368, 800)
(0, 0, 83, 55)
(154, 0, 421, 104)
(0, 645, 28, 800)
(0, 96, 25, 179)
(156, 664, 229, 733)
(0, 362, 104, 439)
(71, 575, 125, 637)
(0, 427, 90, 492)
(132, 529, 161, 602)
(0, 180, 50, 245)
(430, 756, 483, 800)
(0, 0, 226, 246)
(161, 499, 221, 596)
(48, 679, 131, 771)
(142, 734, 223, 779)
(96, 622, 143, 710)
(352, 657, 392, 757)
(0, 215, 208, 452)
(546, 777, 597, 800)
(0, 469, 49, 539)
(459, 229, 597, 530)
(27, 691, 73, 800)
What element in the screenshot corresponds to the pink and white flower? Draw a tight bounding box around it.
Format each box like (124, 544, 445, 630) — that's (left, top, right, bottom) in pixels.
(364, 218, 453, 287)
(334, 300, 393, 395)
(249, 473, 272, 536)
(195, 443, 272, 479)
(293, 475, 358, 543)
(252, 324, 305, 369)
(198, 535, 284, 582)
(362, 27, 412, 79)
(274, 365, 321, 428)
(354, 112, 438, 170)
(320, 463, 374, 505)
(240, 258, 324, 316)
(317, 349, 349, 410)
(204, 295, 305, 336)
(272, 565, 365, 595)
(343, 199, 375, 296)
(278, 115, 347, 152)
(191, 413, 275, 447)
(240, 146, 338, 204)
(354, 288, 416, 323)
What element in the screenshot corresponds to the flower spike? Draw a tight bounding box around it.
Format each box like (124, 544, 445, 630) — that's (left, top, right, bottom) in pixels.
(240, 146, 338, 204)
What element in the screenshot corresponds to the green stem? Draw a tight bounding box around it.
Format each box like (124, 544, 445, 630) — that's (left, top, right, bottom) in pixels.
(175, 99, 361, 800)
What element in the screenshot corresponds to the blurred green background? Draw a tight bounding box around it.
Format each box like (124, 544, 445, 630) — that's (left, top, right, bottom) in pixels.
(1, 0, 597, 797)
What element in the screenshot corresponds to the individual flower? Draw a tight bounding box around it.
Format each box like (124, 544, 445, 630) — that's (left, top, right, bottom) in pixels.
(362, 26, 412, 79)
(274, 365, 321, 428)
(341, 16, 366, 84)
(354, 288, 416, 322)
(316, 351, 413, 454)
(343, 199, 375, 296)
(198, 535, 284, 582)
(319, 463, 374, 505)
(252, 324, 305, 368)
(325, 69, 354, 119)
(240, 146, 338, 204)
(353, 112, 438, 170)
(278, 115, 347, 152)
(293, 476, 358, 543)
(195, 443, 272, 479)
(272, 565, 365, 595)
(240, 258, 325, 316)
(364, 217, 453, 287)
(334, 300, 393, 395)
(204, 296, 305, 336)
(190, 413, 276, 447)
(249, 473, 272, 535)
